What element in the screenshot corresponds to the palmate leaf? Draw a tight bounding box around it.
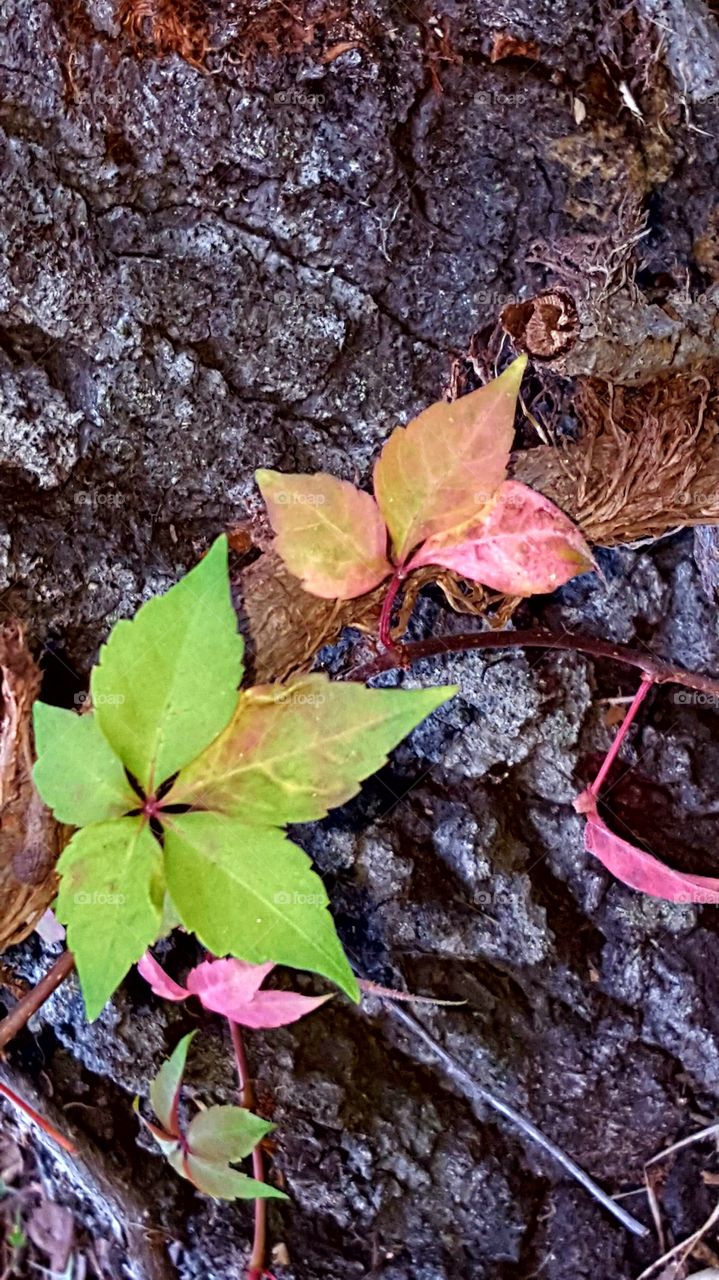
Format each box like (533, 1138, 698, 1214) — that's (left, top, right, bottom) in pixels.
(256, 469, 392, 599)
(373, 356, 527, 563)
(163, 813, 359, 1000)
(56, 819, 164, 1020)
(168, 674, 456, 824)
(146, 1041, 286, 1201)
(91, 536, 244, 792)
(33, 705, 136, 825)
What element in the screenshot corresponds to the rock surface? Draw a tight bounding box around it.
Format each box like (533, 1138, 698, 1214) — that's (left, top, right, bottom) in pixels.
(3, 1, 719, 1277)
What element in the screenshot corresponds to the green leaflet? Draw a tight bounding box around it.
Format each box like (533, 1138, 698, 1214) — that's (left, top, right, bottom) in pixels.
(91, 536, 244, 791)
(183, 1157, 285, 1201)
(33, 704, 137, 826)
(151, 1032, 195, 1135)
(163, 813, 359, 1001)
(56, 819, 164, 1020)
(168, 674, 457, 824)
(187, 1105, 273, 1161)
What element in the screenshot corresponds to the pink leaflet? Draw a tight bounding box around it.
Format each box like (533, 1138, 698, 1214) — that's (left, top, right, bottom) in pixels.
(138, 951, 189, 1002)
(409, 479, 594, 596)
(186, 957, 275, 1012)
(208, 987, 332, 1029)
(139, 953, 331, 1028)
(575, 789, 719, 904)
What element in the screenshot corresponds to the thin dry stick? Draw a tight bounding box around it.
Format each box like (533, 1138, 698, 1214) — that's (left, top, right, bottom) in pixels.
(383, 1000, 649, 1239)
(349, 628, 719, 697)
(0, 950, 75, 1052)
(646, 1122, 719, 1167)
(635, 1198, 719, 1280)
(229, 1020, 271, 1280)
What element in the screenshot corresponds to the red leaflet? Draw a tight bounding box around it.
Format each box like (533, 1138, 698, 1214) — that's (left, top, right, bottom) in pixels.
(574, 789, 719, 903)
(138, 953, 331, 1028)
(409, 480, 594, 595)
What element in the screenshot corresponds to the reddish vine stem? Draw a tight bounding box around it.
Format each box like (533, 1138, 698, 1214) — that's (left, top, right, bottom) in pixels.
(0, 950, 75, 1052)
(0, 1080, 76, 1155)
(590, 674, 654, 796)
(229, 1020, 272, 1280)
(348, 626, 719, 695)
(378, 567, 406, 649)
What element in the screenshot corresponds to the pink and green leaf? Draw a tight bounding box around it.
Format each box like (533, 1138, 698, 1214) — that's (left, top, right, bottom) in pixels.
(256, 469, 392, 599)
(373, 357, 526, 563)
(409, 479, 594, 595)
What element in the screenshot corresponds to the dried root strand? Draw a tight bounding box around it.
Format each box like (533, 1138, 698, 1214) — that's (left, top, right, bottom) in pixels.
(514, 371, 719, 545)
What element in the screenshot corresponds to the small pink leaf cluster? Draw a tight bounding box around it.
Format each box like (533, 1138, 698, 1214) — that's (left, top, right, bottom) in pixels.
(138, 951, 332, 1028)
(256, 357, 594, 602)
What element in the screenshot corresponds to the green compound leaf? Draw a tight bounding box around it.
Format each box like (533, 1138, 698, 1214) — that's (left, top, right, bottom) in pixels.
(168, 674, 457, 825)
(56, 819, 164, 1020)
(91, 536, 244, 792)
(33, 703, 136, 826)
(187, 1105, 273, 1161)
(150, 1032, 195, 1136)
(183, 1156, 286, 1201)
(163, 813, 358, 1001)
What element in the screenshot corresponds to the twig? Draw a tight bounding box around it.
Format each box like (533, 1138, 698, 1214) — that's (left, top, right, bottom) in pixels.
(646, 1121, 719, 1167)
(382, 1000, 650, 1239)
(0, 1081, 76, 1154)
(229, 1020, 270, 1280)
(635, 1198, 719, 1279)
(348, 627, 719, 697)
(0, 951, 75, 1052)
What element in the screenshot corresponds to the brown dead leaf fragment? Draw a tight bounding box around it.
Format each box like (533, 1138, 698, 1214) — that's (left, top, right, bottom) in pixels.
(501, 290, 579, 359)
(238, 550, 513, 682)
(0, 621, 62, 952)
(514, 372, 719, 545)
(27, 1201, 75, 1273)
(490, 31, 540, 62)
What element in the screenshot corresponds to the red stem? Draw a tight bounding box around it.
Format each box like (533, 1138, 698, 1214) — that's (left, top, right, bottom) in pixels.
(348, 626, 719, 696)
(0, 1081, 76, 1155)
(378, 567, 406, 649)
(0, 950, 76, 1052)
(590, 674, 654, 797)
(229, 1020, 268, 1280)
